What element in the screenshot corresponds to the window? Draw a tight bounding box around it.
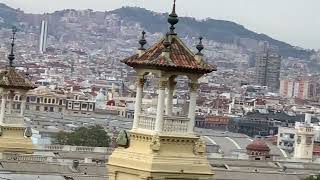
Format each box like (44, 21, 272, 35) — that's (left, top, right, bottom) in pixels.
(49, 107, 54, 112)
(81, 104, 87, 109)
(44, 107, 48, 111)
(297, 136, 301, 144)
(26, 105, 30, 110)
(290, 134, 294, 139)
(26, 97, 30, 102)
(48, 99, 51, 104)
(58, 108, 63, 112)
(44, 98, 47, 103)
(30, 96, 36, 102)
(37, 98, 40, 103)
(59, 100, 63, 105)
(52, 99, 55, 104)
(306, 136, 313, 145)
(17, 104, 21, 109)
(280, 133, 283, 137)
(36, 106, 40, 111)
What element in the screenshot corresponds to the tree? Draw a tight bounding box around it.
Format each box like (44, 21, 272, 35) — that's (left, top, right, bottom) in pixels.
(305, 175, 320, 180)
(54, 125, 110, 147)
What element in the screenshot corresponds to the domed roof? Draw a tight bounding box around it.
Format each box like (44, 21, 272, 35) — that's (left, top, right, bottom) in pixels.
(246, 139, 270, 152)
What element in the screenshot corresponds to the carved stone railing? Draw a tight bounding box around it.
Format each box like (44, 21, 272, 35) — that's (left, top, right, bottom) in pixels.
(76, 146, 94, 152)
(3, 114, 24, 124)
(138, 114, 156, 130)
(38, 145, 114, 154)
(138, 114, 190, 133)
(3, 153, 48, 162)
(163, 116, 189, 133)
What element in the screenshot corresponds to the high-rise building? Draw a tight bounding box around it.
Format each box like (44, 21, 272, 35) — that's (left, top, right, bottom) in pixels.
(255, 42, 281, 92)
(280, 76, 320, 101)
(39, 20, 48, 53)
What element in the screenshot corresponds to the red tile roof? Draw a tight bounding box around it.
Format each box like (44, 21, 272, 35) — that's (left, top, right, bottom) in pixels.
(246, 139, 270, 152)
(314, 143, 320, 155)
(122, 35, 217, 74)
(0, 68, 35, 90)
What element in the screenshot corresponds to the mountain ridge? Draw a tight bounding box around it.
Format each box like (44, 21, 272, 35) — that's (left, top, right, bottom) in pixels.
(0, 3, 312, 59)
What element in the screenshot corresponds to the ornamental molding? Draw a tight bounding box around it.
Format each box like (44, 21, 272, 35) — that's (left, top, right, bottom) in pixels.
(150, 135, 161, 152)
(159, 80, 168, 90)
(189, 82, 199, 92)
(136, 78, 145, 87)
(194, 137, 206, 155)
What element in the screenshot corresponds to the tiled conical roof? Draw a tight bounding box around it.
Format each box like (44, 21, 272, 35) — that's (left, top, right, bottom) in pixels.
(246, 139, 270, 152)
(0, 68, 36, 90)
(122, 35, 216, 74)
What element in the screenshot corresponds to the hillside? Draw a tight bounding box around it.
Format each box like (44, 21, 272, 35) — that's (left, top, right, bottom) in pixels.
(0, 4, 312, 59)
(0, 3, 18, 28)
(110, 7, 311, 59)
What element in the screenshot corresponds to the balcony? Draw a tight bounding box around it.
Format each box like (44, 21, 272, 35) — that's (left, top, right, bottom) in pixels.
(138, 114, 190, 133)
(3, 114, 24, 125)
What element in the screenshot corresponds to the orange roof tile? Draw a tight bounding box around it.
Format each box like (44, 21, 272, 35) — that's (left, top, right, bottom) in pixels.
(122, 35, 216, 74)
(0, 68, 36, 90)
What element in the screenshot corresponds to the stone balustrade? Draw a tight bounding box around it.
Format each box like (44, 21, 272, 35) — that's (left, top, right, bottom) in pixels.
(138, 114, 156, 130)
(3, 153, 48, 162)
(38, 145, 114, 154)
(76, 146, 94, 152)
(163, 116, 189, 133)
(138, 113, 190, 133)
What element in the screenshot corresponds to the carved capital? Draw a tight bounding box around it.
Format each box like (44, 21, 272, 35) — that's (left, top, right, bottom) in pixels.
(150, 135, 161, 152)
(159, 80, 167, 90)
(189, 82, 199, 92)
(136, 78, 145, 88)
(194, 137, 206, 155)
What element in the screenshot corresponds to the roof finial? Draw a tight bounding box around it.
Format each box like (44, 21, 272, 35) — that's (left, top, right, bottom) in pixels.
(8, 26, 17, 68)
(196, 36, 204, 55)
(163, 33, 171, 52)
(168, 0, 179, 35)
(138, 31, 147, 50)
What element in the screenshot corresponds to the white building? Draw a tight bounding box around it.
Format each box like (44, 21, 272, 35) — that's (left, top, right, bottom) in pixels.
(277, 114, 318, 160)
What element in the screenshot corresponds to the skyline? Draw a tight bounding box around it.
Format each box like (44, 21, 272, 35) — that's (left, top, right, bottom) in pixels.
(1, 0, 319, 50)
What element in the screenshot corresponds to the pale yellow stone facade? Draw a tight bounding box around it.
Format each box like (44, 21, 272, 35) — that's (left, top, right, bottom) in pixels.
(108, 131, 213, 180)
(0, 126, 34, 154)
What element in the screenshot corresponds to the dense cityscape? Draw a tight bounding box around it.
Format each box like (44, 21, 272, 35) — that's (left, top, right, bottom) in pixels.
(0, 1, 319, 180)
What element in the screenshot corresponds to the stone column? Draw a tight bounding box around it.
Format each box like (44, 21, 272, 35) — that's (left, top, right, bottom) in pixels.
(188, 80, 199, 133)
(8, 91, 14, 115)
(155, 80, 167, 132)
(20, 94, 26, 116)
(132, 77, 145, 130)
(165, 79, 176, 116)
(0, 93, 7, 124)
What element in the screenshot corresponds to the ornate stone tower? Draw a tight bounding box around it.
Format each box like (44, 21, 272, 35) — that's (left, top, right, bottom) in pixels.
(294, 113, 315, 160)
(0, 28, 36, 154)
(107, 1, 216, 179)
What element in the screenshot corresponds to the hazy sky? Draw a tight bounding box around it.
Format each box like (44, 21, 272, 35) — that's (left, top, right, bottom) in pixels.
(1, 0, 319, 49)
